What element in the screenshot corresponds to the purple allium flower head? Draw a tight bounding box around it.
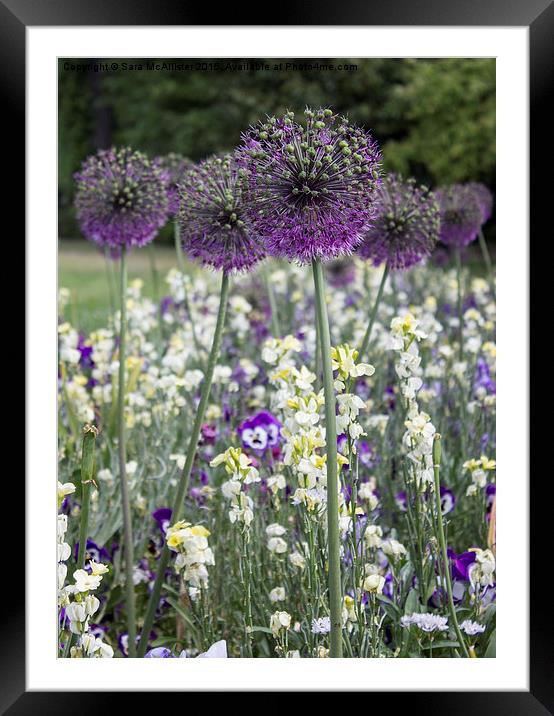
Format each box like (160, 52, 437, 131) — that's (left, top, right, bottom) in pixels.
(358, 174, 439, 270)
(436, 183, 482, 248)
(237, 108, 382, 263)
(154, 152, 194, 216)
(74, 147, 169, 250)
(177, 154, 265, 274)
(466, 182, 494, 224)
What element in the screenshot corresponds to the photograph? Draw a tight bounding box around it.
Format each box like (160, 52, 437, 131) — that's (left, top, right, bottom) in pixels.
(56, 56, 497, 660)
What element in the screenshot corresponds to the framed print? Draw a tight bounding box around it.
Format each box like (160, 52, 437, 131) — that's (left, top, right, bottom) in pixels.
(5, 0, 550, 710)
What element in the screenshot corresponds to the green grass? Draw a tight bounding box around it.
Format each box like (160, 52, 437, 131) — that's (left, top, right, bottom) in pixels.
(59, 239, 188, 332)
(59, 239, 493, 334)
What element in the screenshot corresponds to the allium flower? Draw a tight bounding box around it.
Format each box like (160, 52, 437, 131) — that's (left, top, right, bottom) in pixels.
(436, 184, 482, 248)
(358, 174, 439, 270)
(237, 108, 382, 263)
(74, 147, 169, 250)
(178, 154, 265, 274)
(154, 152, 194, 215)
(466, 182, 493, 224)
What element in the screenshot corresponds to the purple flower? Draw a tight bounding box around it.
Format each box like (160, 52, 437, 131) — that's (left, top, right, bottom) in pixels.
(237, 411, 281, 452)
(486, 484, 496, 520)
(466, 182, 493, 224)
(201, 424, 217, 445)
(77, 333, 94, 370)
(178, 154, 265, 274)
(73, 539, 111, 565)
(145, 647, 174, 658)
(436, 184, 482, 248)
(237, 108, 382, 263)
(475, 357, 496, 396)
(74, 147, 169, 250)
(358, 174, 439, 270)
(395, 491, 408, 512)
(440, 486, 456, 515)
(152, 507, 172, 535)
(154, 152, 194, 216)
(448, 549, 477, 582)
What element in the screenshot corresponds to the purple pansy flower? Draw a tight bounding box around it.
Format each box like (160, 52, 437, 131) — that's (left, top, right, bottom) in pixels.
(238, 411, 281, 452)
(73, 539, 111, 565)
(152, 507, 172, 536)
(440, 487, 456, 515)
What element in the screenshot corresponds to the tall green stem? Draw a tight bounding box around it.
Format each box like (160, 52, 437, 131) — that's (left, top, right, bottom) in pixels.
(312, 258, 342, 658)
(455, 249, 464, 362)
(77, 425, 98, 569)
(174, 219, 185, 273)
(103, 247, 116, 319)
(478, 229, 494, 287)
(359, 263, 389, 363)
(432, 434, 470, 658)
(63, 424, 98, 657)
(137, 271, 230, 657)
(117, 246, 137, 657)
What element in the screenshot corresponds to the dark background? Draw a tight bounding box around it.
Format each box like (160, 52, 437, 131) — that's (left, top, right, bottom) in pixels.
(58, 57, 496, 241)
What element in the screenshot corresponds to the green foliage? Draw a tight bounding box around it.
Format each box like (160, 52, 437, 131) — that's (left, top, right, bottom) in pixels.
(58, 58, 495, 237)
(383, 59, 496, 184)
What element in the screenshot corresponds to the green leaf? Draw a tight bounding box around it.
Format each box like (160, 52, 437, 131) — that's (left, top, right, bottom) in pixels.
(428, 640, 461, 649)
(151, 636, 179, 648)
(404, 588, 420, 615)
(250, 626, 273, 635)
(376, 594, 400, 612)
(484, 629, 496, 658)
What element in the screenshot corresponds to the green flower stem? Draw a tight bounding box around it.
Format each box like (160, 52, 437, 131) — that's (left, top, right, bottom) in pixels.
(478, 229, 494, 287)
(240, 530, 254, 657)
(77, 424, 98, 569)
(62, 424, 98, 657)
(359, 262, 389, 363)
(312, 258, 342, 658)
(117, 246, 137, 657)
(137, 271, 230, 657)
(263, 263, 281, 338)
(455, 249, 464, 362)
(432, 434, 470, 658)
(103, 247, 116, 318)
(174, 219, 185, 273)
(314, 297, 322, 388)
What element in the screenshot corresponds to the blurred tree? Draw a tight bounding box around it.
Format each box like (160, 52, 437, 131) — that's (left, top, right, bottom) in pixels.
(383, 59, 496, 185)
(58, 58, 495, 238)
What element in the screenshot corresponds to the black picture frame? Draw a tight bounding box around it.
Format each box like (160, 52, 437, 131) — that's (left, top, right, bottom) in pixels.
(8, 0, 550, 711)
